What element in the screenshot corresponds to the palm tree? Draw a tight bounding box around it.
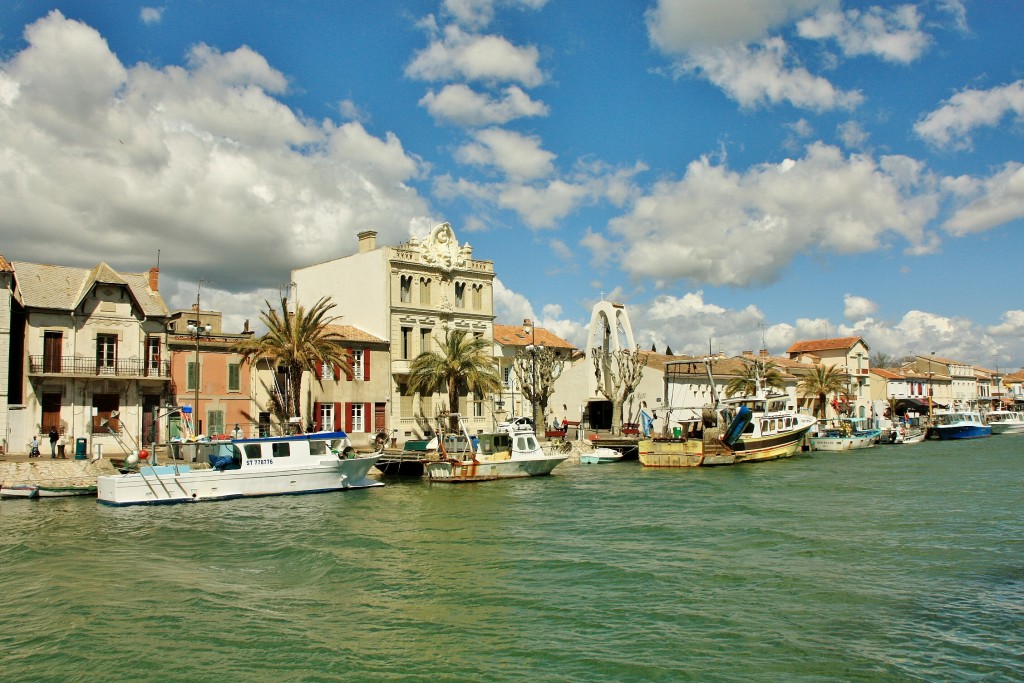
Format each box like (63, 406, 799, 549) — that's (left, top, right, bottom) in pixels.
(232, 297, 353, 429)
(408, 329, 502, 428)
(724, 360, 786, 398)
(797, 364, 848, 419)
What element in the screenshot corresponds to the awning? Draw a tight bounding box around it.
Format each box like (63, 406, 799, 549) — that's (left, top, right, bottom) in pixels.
(895, 398, 947, 413)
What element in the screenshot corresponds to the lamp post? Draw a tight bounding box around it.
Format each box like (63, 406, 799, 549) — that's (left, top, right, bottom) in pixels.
(187, 319, 212, 437)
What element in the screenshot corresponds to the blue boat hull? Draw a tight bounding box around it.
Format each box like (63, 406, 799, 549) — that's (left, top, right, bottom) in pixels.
(935, 425, 992, 440)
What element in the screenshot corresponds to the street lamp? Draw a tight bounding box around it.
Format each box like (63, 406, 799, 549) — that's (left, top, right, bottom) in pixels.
(187, 320, 212, 437)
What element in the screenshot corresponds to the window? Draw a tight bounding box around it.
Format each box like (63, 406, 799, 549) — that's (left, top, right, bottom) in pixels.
(350, 403, 365, 432)
(187, 361, 198, 391)
(420, 329, 431, 355)
(96, 333, 117, 373)
(244, 444, 262, 459)
(320, 362, 335, 381)
(146, 336, 161, 374)
(401, 327, 412, 359)
(471, 284, 483, 310)
(44, 331, 63, 373)
(92, 394, 119, 434)
(400, 275, 412, 303)
(473, 392, 484, 418)
(503, 366, 513, 388)
(352, 350, 364, 380)
(420, 277, 431, 305)
(455, 282, 466, 308)
(399, 382, 413, 415)
(228, 363, 240, 391)
(319, 402, 334, 431)
(208, 410, 225, 437)
(272, 442, 291, 458)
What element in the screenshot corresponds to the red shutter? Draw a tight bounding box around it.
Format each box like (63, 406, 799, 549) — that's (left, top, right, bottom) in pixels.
(333, 403, 342, 431)
(346, 348, 354, 381)
(316, 361, 323, 379)
(313, 402, 322, 431)
(333, 363, 341, 381)
(364, 403, 371, 431)
(363, 349, 370, 382)
(345, 402, 353, 433)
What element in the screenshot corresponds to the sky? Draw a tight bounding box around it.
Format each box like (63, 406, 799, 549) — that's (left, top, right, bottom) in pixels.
(1, 0, 1022, 370)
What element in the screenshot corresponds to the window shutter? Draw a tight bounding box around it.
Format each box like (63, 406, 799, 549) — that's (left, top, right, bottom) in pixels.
(333, 403, 342, 431)
(364, 350, 370, 381)
(364, 403, 371, 431)
(333, 363, 341, 381)
(346, 348, 354, 381)
(313, 402, 322, 431)
(316, 360, 323, 378)
(345, 402, 353, 432)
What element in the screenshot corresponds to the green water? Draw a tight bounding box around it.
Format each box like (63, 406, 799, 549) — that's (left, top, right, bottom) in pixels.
(2, 439, 1022, 682)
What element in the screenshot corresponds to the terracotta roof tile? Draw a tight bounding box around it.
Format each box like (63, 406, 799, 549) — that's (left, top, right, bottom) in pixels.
(493, 323, 575, 350)
(323, 323, 388, 345)
(786, 336, 865, 354)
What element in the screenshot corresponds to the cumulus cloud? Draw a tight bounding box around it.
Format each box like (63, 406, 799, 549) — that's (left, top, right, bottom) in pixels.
(0, 11, 430, 311)
(443, 0, 548, 30)
(797, 4, 931, 64)
(646, 0, 825, 53)
(914, 80, 1024, 150)
(675, 38, 863, 111)
(843, 294, 877, 321)
(419, 84, 548, 126)
(605, 142, 940, 287)
(942, 162, 1024, 235)
(140, 7, 164, 25)
(406, 24, 544, 87)
(454, 128, 555, 179)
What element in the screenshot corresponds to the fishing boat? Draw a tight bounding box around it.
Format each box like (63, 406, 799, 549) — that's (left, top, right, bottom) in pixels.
(422, 415, 567, 482)
(1, 484, 40, 499)
(579, 447, 623, 464)
(809, 418, 878, 452)
(718, 394, 817, 462)
(932, 411, 992, 440)
(985, 410, 1024, 435)
(97, 431, 382, 506)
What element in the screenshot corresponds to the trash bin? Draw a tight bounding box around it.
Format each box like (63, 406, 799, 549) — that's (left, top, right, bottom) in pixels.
(57, 443, 65, 458)
(75, 437, 87, 460)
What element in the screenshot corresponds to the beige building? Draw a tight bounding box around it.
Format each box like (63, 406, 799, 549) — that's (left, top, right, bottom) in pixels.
(492, 320, 577, 428)
(4, 260, 171, 457)
(291, 224, 495, 441)
(786, 336, 872, 419)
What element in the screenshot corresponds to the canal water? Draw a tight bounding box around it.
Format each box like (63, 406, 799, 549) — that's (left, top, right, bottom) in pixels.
(1, 438, 1021, 682)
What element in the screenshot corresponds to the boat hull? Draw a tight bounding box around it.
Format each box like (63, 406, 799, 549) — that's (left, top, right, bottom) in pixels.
(38, 486, 97, 497)
(729, 425, 813, 463)
(97, 455, 382, 506)
(989, 423, 1024, 435)
(1, 485, 40, 499)
(809, 434, 876, 451)
(580, 449, 624, 464)
(424, 455, 566, 482)
(934, 425, 992, 440)
(638, 438, 735, 467)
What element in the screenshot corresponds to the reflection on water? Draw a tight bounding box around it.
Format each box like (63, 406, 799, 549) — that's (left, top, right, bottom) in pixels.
(2, 439, 1022, 682)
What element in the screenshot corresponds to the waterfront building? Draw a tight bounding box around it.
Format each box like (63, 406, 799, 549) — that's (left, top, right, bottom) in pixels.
(786, 336, 872, 420)
(492, 320, 577, 428)
(903, 355, 972, 411)
(2, 259, 171, 456)
(165, 307, 254, 441)
(290, 224, 495, 442)
(0, 255, 14, 455)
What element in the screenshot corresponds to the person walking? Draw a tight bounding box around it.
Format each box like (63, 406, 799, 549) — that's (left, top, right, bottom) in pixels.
(29, 435, 40, 458)
(48, 426, 59, 458)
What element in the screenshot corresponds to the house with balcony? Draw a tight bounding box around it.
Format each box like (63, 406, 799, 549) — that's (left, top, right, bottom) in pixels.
(493, 320, 578, 428)
(291, 224, 495, 441)
(786, 336, 872, 419)
(904, 355, 975, 410)
(7, 260, 170, 456)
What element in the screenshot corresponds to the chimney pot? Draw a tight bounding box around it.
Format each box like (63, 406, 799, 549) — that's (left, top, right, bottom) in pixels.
(148, 267, 159, 291)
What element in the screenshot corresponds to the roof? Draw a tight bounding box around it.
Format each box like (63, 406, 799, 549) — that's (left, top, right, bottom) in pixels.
(0, 254, 12, 272)
(11, 260, 169, 317)
(493, 323, 576, 350)
(870, 368, 904, 380)
(786, 336, 867, 354)
(322, 323, 388, 346)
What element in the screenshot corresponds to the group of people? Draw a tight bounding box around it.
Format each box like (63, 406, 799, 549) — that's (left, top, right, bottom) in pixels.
(28, 427, 63, 458)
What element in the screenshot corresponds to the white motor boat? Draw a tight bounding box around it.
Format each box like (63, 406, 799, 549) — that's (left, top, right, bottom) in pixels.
(985, 410, 1024, 435)
(809, 418, 880, 452)
(423, 415, 567, 482)
(579, 447, 623, 464)
(97, 431, 382, 506)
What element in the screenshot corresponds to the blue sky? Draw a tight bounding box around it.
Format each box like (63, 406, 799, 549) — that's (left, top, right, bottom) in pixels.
(1, 1, 1022, 369)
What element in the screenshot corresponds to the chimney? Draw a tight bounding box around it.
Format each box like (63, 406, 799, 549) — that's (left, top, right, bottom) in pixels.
(760, 349, 770, 357)
(148, 267, 159, 291)
(742, 350, 754, 357)
(357, 230, 377, 253)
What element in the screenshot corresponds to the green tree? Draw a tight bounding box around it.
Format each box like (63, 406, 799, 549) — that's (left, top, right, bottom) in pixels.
(797, 364, 848, 419)
(724, 360, 786, 398)
(513, 345, 566, 429)
(232, 297, 352, 430)
(408, 329, 502, 428)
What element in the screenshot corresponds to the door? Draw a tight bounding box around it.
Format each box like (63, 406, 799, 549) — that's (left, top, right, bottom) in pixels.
(41, 393, 61, 433)
(44, 332, 62, 373)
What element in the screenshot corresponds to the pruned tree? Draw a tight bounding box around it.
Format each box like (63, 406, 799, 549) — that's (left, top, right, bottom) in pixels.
(513, 346, 566, 428)
(592, 347, 647, 434)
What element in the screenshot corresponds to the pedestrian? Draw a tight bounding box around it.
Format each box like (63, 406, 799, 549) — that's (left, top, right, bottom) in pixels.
(48, 426, 59, 458)
(30, 434, 40, 458)
(230, 423, 243, 440)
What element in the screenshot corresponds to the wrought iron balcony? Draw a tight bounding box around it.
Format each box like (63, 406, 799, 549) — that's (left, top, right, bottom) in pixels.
(28, 355, 172, 379)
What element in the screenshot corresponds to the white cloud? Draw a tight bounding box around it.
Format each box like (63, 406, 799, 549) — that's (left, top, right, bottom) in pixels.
(797, 4, 930, 64)
(843, 294, 877, 321)
(443, 0, 548, 30)
(454, 128, 555, 179)
(645, 0, 826, 53)
(914, 80, 1024, 150)
(406, 24, 544, 87)
(605, 142, 940, 287)
(987, 310, 1024, 337)
(140, 7, 164, 25)
(0, 11, 430, 312)
(942, 162, 1024, 235)
(837, 120, 868, 149)
(678, 38, 863, 111)
(419, 84, 548, 126)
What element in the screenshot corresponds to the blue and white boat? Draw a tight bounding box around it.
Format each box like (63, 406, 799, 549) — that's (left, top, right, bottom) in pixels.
(932, 411, 992, 440)
(97, 431, 383, 506)
(809, 418, 879, 452)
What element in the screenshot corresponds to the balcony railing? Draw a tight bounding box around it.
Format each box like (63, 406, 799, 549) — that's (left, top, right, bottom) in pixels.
(29, 355, 172, 379)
